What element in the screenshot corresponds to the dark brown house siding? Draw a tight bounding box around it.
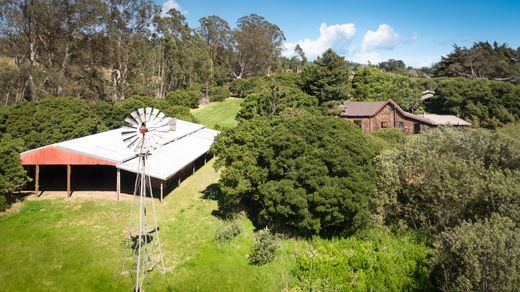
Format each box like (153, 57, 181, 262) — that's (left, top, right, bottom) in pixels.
(341, 100, 432, 134)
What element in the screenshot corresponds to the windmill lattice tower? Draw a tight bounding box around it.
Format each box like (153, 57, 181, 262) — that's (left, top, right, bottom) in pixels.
(121, 108, 172, 291)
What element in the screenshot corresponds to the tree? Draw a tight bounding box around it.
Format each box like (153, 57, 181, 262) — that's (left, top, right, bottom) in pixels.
(232, 14, 285, 78)
(3, 96, 104, 149)
(211, 113, 376, 236)
(198, 15, 234, 85)
(432, 215, 520, 291)
(237, 79, 318, 120)
(373, 127, 520, 234)
(350, 67, 422, 110)
(433, 42, 520, 83)
(104, 0, 156, 101)
(298, 49, 350, 104)
(378, 59, 406, 73)
(0, 134, 29, 195)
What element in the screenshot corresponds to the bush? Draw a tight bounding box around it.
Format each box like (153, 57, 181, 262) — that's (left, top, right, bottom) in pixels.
(374, 127, 520, 234)
(237, 84, 318, 120)
(210, 86, 230, 102)
(214, 220, 243, 244)
(366, 128, 408, 152)
(166, 89, 201, 108)
(0, 134, 29, 195)
(0, 194, 6, 212)
(292, 228, 432, 291)
(432, 215, 520, 291)
(3, 96, 104, 150)
(228, 77, 267, 98)
(248, 228, 279, 265)
(212, 113, 375, 236)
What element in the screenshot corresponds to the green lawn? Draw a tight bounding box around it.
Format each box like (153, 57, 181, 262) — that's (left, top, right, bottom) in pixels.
(192, 98, 243, 130)
(0, 160, 302, 291)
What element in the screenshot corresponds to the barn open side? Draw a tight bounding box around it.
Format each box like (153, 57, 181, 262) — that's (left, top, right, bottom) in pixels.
(20, 119, 219, 201)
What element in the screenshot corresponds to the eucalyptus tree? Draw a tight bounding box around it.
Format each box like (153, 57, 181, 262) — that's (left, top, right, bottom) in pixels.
(232, 14, 285, 78)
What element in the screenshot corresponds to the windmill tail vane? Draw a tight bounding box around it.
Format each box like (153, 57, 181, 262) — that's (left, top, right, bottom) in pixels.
(120, 108, 169, 291)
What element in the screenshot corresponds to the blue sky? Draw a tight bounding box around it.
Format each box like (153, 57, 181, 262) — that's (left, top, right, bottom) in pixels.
(158, 0, 520, 67)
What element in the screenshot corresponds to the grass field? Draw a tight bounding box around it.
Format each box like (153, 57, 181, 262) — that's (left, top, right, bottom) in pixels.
(192, 98, 243, 130)
(0, 161, 302, 291)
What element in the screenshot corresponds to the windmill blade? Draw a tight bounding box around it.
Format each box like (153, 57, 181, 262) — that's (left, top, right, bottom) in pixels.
(131, 111, 142, 125)
(125, 117, 139, 128)
(138, 108, 146, 123)
(149, 108, 160, 122)
(145, 107, 153, 122)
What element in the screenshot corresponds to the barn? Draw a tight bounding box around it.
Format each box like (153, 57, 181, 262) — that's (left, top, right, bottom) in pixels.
(19, 119, 219, 201)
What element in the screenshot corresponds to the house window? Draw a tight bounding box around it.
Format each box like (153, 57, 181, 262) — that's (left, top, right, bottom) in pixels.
(398, 122, 404, 131)
(414, 123, 421, 134)
(381, 122, 389, 128)
(353, 120, 362, 128)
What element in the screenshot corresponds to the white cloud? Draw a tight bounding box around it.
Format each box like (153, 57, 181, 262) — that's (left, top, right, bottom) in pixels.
(361, 24, 400, 52)
(283, 23, 356, 59)
(161, 0, 186, 16)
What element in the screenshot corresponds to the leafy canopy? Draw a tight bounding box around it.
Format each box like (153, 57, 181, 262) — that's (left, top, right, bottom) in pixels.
(211, 113, 376, 236)
(298, 49, 350, 104)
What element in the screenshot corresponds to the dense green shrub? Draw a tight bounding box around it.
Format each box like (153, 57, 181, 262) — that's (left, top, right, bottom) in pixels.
(0, 194, 6, 212)
(237, 84, 318, 120)
(210, 86, 230, 102)
(0, 134, 29, 195)
(3, 97, 104, 150)
(292, 228, 432, 291)
(228, 77, 267, 98)
(498, 123, 520, 140)
(211, 113, 375, 236)
(351, 67, 424, 110)
(298, 49, 350, 104)
(425, 77, 520, 128)
(432, 215, 520, 291)
(248, 228, 279, 265)
(214, 220, 243, 244)
(166, 89, 201, 108)
(374, 127, 520, 233)
(366, 128, 408, 152)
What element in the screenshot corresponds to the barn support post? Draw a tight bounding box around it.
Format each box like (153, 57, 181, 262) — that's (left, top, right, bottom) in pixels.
(160, 182, 163, 203)
(116, 168, 121, 201)
(35, 164, 40, 197)
(204, 153, 207, 164)
(67, 164, 72, 197)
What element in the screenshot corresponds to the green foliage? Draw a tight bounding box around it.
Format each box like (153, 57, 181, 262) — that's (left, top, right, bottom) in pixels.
(432, 215, 520, 291)
(214, 220, 243, 243)
(248, 228, 279, 265)
(3, 97, 104, 150)
(210, 86, 230, 102)
(298, 49, 350, 104)
(212, 114, 376, 236)
(292, 228, 432, 291)
(0, 194, 6, 212)
(366, 128, 408, 152)
(433, 41, 520, 83)
(425, 77, 520, 128)
(498, 123, 520, 140)
(93, 96, 196, 129)
(166, 89, 201, 108)
(237, 82, 318, 120)
(228, 77, 267, 98)
(351, 67, 423, 110)
(0, 134, 29, 195)
(374, 127, 520, 234)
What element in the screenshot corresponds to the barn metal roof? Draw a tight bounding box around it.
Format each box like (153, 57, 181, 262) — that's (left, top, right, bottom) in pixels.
(117, 128, 218, 180)
(20, 119, 219, 181)
(417, 114, 472, 126)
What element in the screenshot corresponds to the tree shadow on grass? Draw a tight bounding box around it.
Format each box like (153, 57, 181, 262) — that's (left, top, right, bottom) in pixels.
(1, 191, 33, 212)
(202, 183, 236, 220)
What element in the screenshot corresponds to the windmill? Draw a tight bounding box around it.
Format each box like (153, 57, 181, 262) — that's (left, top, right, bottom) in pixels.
(121, 107, 172, 291)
